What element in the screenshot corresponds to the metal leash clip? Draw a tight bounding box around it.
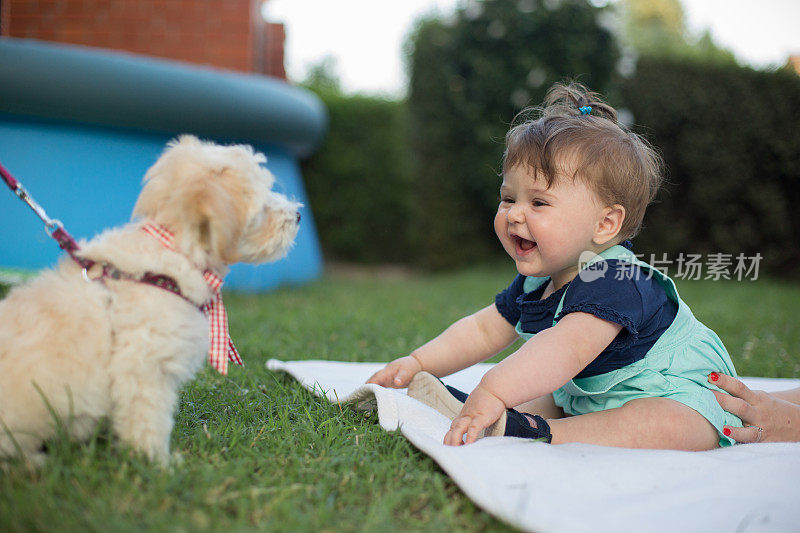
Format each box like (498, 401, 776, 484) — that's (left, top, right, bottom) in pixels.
(45, 219, 64, 237)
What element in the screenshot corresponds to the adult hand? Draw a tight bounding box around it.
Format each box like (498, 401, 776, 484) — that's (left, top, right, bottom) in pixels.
(443, 384, 506, 446)
(709, 372, 800, 443)
(366, 355, 422, 388)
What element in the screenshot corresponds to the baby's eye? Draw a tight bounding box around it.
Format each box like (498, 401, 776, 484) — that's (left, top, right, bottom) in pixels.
(500, 196, 514, 204)
(532, 200, 548, 207)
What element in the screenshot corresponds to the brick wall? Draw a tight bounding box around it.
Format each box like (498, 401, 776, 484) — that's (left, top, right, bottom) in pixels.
(257, 22, 285, 79)
(1, 0, 286, 78)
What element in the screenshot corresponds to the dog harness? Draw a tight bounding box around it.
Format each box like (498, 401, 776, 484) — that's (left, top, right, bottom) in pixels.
(1, 160, 242, 375)
(140, 223, 243, 375)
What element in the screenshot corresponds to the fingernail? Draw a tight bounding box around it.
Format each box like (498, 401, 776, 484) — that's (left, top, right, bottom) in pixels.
(723, 427, 731, 436)
(709, 372, 719, 382)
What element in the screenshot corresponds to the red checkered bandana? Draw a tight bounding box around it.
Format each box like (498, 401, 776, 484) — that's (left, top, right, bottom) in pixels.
(142, 222, 243, 375)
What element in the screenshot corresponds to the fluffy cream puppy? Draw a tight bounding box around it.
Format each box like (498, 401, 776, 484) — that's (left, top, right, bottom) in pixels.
(0, 135, 300, 465)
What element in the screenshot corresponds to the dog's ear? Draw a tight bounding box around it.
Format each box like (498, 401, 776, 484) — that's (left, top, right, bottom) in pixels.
(178, 167, 248, 264)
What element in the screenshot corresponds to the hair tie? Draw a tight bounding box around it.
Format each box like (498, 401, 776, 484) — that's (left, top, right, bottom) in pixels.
(579, 105, 592, 115)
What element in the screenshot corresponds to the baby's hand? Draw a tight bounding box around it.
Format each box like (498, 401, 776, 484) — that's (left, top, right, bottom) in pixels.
(444, 384, 506, 446)
(366, 355, 422, 388)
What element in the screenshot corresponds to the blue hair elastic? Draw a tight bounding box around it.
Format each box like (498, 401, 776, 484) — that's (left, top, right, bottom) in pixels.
(579, 105, 592, 115)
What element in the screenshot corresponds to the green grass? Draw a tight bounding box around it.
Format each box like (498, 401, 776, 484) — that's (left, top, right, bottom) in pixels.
(1, 264, 799, 532)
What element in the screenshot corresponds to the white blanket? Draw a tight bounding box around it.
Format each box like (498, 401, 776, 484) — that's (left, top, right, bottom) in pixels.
(266, 359, 800, 533)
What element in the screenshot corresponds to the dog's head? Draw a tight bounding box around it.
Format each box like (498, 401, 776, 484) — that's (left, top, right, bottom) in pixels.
(132, 135, 301, 272)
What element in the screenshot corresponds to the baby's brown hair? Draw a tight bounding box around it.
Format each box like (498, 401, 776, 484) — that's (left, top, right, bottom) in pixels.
(503, 82, 663, 241)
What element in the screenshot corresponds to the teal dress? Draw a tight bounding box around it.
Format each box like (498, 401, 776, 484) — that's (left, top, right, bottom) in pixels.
(514, 244, 743, 446)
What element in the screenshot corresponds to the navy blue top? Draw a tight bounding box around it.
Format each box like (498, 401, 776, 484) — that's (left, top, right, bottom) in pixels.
(494, 255, 678, 378)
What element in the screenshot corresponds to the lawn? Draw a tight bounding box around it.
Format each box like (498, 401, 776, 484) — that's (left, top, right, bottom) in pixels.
(1, 264, 798, 532)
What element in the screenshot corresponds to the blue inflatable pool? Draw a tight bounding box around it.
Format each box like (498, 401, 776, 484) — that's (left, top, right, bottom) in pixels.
(0, 38, 326, 291)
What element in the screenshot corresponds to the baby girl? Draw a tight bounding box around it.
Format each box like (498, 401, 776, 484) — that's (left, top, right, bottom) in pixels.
(368, 82, 742, 450)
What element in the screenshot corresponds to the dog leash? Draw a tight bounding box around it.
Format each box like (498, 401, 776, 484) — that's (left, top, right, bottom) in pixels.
(0, 160, 192, 290)
(0, 161, 186, 288)
(0, 160, 93, 269)
(0, 161, 242, 375)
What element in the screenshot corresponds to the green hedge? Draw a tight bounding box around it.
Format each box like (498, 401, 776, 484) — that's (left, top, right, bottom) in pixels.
(621, 58, 800, 277)
(301, 89, 413, 263)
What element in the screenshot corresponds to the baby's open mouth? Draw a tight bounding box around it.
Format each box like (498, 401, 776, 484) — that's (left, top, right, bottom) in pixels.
(512, 235, 537, 252)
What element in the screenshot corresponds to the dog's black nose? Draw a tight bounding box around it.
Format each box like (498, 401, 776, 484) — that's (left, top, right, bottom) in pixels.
(296, 212, 301, 223)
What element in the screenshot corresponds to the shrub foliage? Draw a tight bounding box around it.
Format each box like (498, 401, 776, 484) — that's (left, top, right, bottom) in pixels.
(623, 58, 800, 277)
(301, 89, 413, 263)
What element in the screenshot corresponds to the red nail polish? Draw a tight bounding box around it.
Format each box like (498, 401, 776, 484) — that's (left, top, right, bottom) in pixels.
(710, 372, 719, 382)
(723, 427, 731, 436)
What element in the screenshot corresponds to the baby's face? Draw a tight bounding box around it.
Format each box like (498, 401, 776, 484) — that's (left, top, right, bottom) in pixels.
(494, 162, 608, 289)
